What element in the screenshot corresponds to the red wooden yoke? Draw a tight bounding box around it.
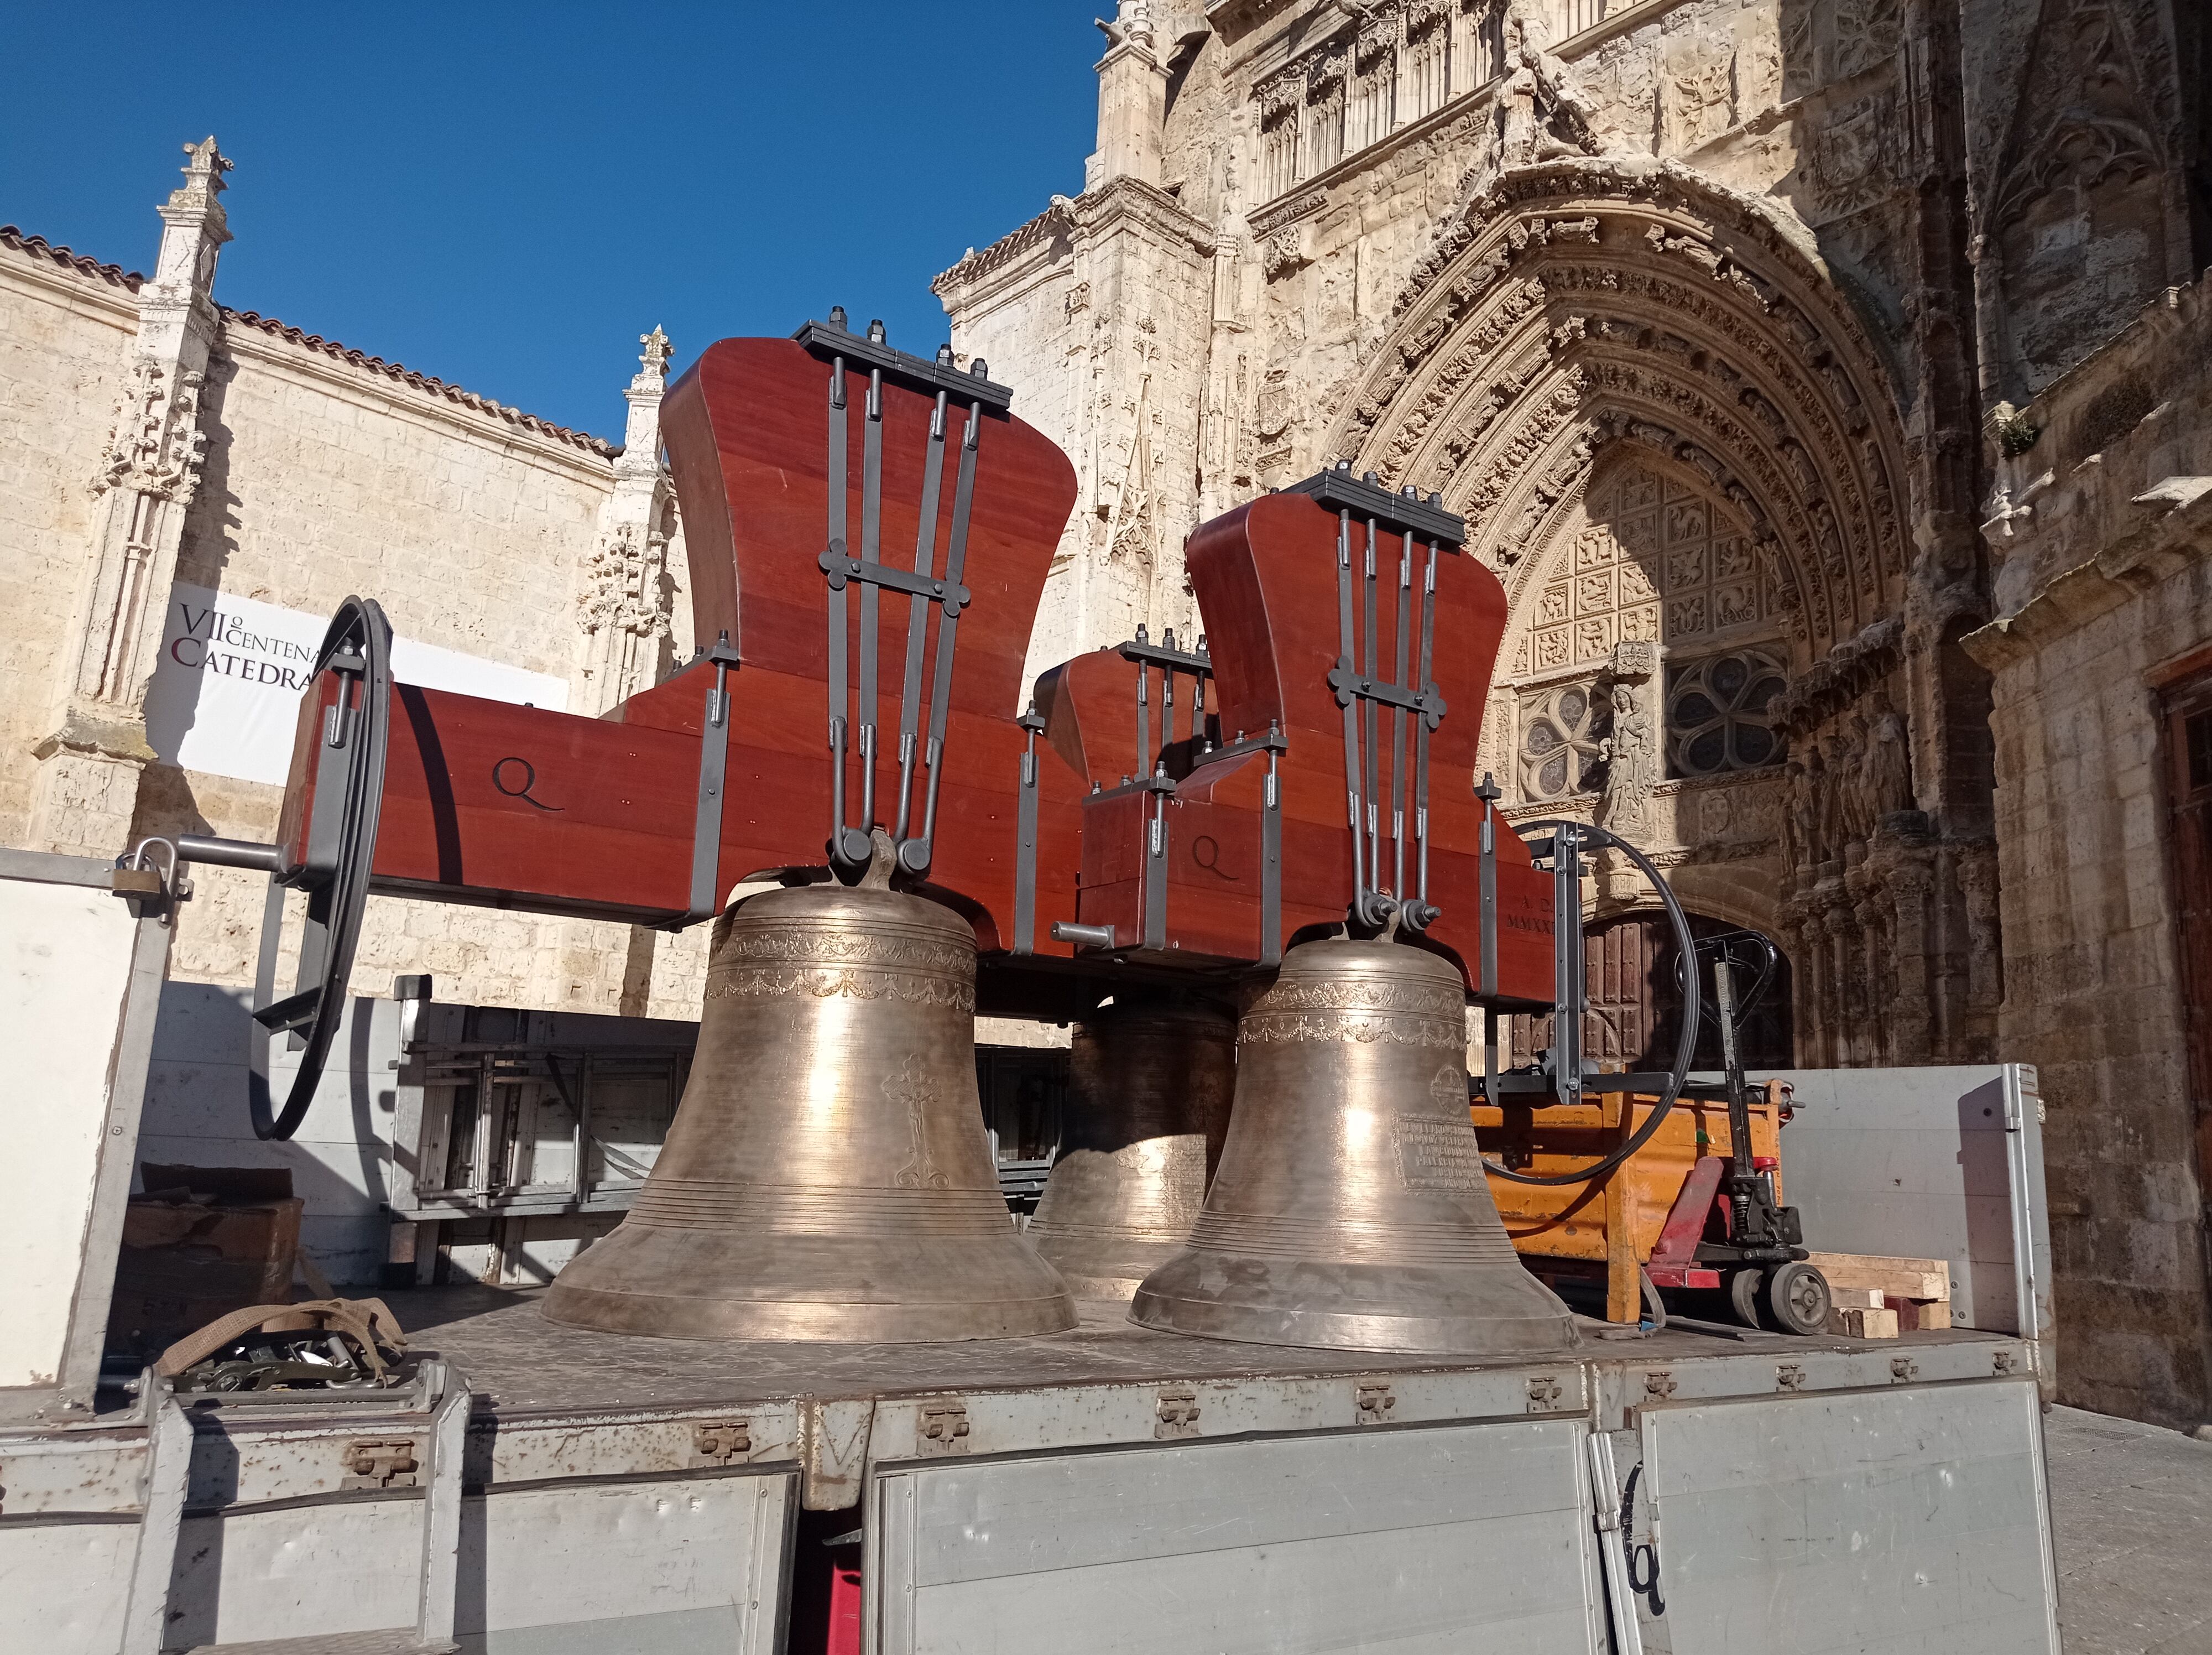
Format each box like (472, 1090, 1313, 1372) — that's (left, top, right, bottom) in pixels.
(274, 324, 1553, 1014)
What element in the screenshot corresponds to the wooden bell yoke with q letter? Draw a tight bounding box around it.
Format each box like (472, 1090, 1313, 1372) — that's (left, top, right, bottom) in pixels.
(1030, 467, 1555, 998)
(254, 317, 1554, 1133)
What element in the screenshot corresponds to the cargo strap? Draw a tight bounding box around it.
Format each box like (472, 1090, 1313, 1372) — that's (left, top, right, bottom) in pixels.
(155, 1296, 408, 1380)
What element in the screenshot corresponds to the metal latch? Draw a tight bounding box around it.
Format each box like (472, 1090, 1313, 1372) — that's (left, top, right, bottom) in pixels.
(917, 1401, 971, 1455)
(1154, 1388, 1201, 1440)
(1775, 1363, 1806, 1392)
(1355, 1382, 1398, 1425)
(1890, 1357, 1918, 1383)
(1994, 1349, 2020, 1376)
(341, 1439, 420, 1489)
(1526, 1376, 1564, 1413)
(692, 1421, 752, 1465)
(1643, 1370, 1677, 1402)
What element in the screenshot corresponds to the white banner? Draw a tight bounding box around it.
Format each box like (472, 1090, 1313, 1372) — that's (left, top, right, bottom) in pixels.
(145, 583, 570, 785)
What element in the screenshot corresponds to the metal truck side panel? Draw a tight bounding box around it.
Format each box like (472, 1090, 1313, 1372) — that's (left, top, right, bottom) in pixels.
(1636, 1378, 2059, 1653)
(870, 1417, 1603, 1655)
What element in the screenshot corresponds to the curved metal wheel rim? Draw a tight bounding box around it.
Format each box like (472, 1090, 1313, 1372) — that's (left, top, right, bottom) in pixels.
(1767, 1261, 1830, 1336)
(248, 596, 392, 1141)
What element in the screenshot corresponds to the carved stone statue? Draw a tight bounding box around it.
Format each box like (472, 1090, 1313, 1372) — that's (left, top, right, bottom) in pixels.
(1595, 680, 1658, 841)
(1864, 699, 1913, 826)
(1839, 713, 1877, 845)
(1778, 757, 1809, 876)
(1498, 0, 1613, 166)
(1806, 738, 1839, 865)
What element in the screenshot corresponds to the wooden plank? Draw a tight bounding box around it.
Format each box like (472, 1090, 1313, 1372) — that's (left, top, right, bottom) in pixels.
(1603, 1089, 1640, 1324)
(1803, 1251, 1949, 1302)
(1824, 1305, 1901, 1340)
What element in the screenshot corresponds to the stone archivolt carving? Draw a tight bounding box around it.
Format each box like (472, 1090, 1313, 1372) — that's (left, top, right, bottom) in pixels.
(1328, 166, 1908, 659)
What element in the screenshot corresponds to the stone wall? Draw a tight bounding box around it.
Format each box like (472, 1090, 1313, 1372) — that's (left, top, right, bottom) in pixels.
(0, 233, 143, 847)
(943, 0, 2212, 1425)
(938, 0, 1991, 1069)
(1966, 274, 2212, 1429)
(1, 157, 711, 1026)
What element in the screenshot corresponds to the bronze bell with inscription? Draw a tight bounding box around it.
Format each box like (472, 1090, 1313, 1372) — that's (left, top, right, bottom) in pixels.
(1025, 996, 1238, 1299)
(1130, 934, 1580, 1355)
(544, 870, 1077, 1342)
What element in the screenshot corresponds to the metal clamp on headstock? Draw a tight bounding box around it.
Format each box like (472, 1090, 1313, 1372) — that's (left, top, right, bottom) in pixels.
(1318, 462, 1464, 938)
(810, 309, 995, 880)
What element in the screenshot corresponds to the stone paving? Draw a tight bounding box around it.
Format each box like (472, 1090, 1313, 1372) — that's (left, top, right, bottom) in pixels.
(2049, 1405, 2212, 1654)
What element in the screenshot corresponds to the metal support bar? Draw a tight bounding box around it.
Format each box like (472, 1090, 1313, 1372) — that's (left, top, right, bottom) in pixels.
(814, 318, 988, 880)
(1475, 773, 1500, 997)
(121, 1383, 192, 1655)
(687, 633, 741, 920)
(1142, 769, 1172, 951)
(1389, 530, 1412, 902)
(1588, 1431, 1648, 1655)
(415, 1360, 471, 1648)
(1551, 823, 1585, 1109)
(894, 390, 949, 840)
(857, 358, 884, 843)
(823, 341, 858, 868)
(174, 833, 284, 873)
(1261, 733, 1284, 966)
(1408, 538, 1441, 929)
(1013, 707, 1044, 955)
(909, 392, 985, 875)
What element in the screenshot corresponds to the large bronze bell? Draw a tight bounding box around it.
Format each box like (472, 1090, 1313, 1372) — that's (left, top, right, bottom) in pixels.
(1130, 935, 1580, 1355)
(544, 877, 1077, 1342)
(1025, 997, 1237, 1299)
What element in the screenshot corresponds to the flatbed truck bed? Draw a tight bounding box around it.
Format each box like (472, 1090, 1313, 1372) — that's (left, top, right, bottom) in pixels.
(2, 1285, 2058, 1655)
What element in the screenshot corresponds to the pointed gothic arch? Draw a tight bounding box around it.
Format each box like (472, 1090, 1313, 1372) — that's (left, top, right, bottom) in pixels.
(1322, 159, 1935, 1067)
(1327, 157, 1913, 669)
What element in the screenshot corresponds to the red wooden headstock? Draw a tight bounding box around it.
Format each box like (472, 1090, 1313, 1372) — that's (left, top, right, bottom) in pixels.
(1039, 475, 1555, 1002)
(281, 322, 1090, 956)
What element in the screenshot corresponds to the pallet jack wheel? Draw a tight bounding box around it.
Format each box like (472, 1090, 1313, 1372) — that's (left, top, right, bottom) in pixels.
(1764, 1261, 1832, 1336)
(1727, 1267, 1764, 1328)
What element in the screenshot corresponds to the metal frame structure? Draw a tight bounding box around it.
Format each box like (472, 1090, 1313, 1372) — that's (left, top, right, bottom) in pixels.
(811, 310, 1004, 879)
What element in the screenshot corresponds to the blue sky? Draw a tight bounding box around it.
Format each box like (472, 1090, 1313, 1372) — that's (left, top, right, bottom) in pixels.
(4, 4, 1101, 439)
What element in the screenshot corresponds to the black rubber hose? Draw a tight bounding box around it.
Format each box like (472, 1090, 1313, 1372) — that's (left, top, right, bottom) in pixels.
(248, 597, 392, 1141)
(1478, 818, 1701, 1187)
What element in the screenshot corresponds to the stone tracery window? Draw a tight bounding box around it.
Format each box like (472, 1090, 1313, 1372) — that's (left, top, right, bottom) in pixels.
(1519, 681, 1606, 800)
(1666, 648, 1788, 777)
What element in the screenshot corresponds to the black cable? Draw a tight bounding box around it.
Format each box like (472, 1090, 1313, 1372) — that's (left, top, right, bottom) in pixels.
(1683, 928, 1779, 1031)
(1478, 819, 1701, 1187)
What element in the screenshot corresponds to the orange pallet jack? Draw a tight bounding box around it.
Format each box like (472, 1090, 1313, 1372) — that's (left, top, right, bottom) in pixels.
(1470, 867, 1830, 1334)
